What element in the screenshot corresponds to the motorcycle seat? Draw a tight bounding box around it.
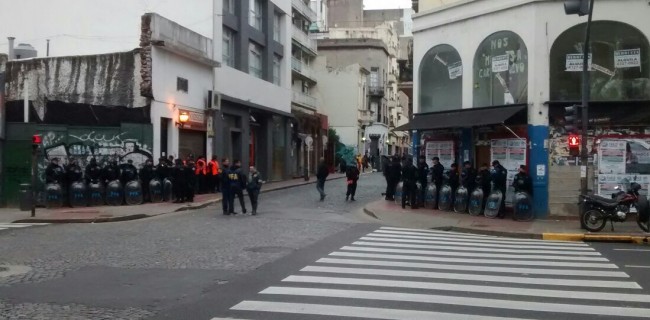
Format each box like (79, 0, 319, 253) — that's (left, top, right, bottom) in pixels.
(588, 195, 619, 207)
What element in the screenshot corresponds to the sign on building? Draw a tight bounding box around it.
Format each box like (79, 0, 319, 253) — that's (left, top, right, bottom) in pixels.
(566, 53, 592, 72)
(614, 49, 641, 69)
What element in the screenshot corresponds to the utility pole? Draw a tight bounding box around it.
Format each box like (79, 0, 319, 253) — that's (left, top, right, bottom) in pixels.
(564, 0, 595, 196)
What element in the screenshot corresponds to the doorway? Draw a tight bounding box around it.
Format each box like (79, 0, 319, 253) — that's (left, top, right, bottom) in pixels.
(475, 145, 491, 168)
(179, 129, 206, 159)
(231, 131, 242, 162)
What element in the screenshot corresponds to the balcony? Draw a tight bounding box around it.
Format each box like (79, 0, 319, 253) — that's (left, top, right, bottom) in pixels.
(292, 0, 317, 22)
(368, 85, 385, 97)
(292, 91, 317, 110)
(387, 100, 398, 110)
(388, 72, 397, 84)
(291, 57, 316, 83)
(358, 109, 375, 126)
(292, 25, 318, 55)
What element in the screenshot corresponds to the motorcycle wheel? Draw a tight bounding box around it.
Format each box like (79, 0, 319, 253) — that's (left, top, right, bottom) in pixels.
(636, 197, 650, 233)
(583, 209, 607, 232)
(637, 216, 650, 233)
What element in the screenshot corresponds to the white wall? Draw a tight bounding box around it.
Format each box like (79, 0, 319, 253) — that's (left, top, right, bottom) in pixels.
(213, 0, 292, 114)
(413, 0, 650, 126)
(150, 46, 214, 160)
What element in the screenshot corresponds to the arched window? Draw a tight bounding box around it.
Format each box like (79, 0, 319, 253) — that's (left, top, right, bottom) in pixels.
(473, 31, 528, 108)
(550, 21, 650, 101)
(419, 44, 463, 113)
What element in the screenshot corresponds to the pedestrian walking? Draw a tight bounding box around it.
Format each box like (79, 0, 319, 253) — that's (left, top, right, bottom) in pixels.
(491, 160, 508, 218)
(220, 158, 231, 214)
(345, 164, 360, 201)
(246, 166, 264, 215)
(417, 156, 429, 207)
(316, 158, 329, 201)
(401, 157, 418, 209)
(226, 159, 247, 214)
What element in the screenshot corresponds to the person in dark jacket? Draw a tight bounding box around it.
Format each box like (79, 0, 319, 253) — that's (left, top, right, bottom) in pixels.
(401, 157, 419, 209)
(220, 158, 231, 214)
(119, 159, 138, 186)
(156, 157, 170, 181)
(185, 159, 196, 202)
(65, 158, 83, 184)
(491, 160, 508, 218)
(172, 159, 187, 203)
(477, 163, 492, 193)
(46, 158, 65, 184)
(417, 156, 429, 206)
(85, 158, 102, 184)
(461, 161, 477, 192)
(140, 159, 155, 202)
(226, 159, 247, 214)
(246, 166, 264, 215)
(345, 164, 360, 201)
(102, 160, 121, 185)
(512, 165, 533, 195)
(316, 158, 329, 201)
(449, 163, 460, 194)
(385, 156, 402, 201)
(431, 157, 444, 207)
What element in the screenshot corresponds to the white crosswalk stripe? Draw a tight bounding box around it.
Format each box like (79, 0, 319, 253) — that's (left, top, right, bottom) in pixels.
(218, 226, 650, 319)
(0, 223, 50, 232)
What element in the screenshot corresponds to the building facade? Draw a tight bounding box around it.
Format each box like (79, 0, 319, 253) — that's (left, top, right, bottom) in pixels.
(412, 0, 650, 217)
(213, 0, 293, 181)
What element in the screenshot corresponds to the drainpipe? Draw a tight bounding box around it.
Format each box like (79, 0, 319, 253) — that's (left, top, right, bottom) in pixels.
(7, 37, 15, 60)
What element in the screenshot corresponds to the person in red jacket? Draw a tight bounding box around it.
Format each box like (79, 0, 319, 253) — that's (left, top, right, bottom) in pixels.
(195, 156, 207, 194)
(208, 156, 220, 193)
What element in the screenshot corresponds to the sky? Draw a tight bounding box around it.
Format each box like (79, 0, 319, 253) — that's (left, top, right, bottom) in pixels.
(0, 0, 411, 58)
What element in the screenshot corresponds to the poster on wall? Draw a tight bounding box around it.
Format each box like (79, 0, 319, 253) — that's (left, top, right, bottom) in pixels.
(491, 55, 510, 73)
(447, 61, 463, 80)
(425, 141, 455, 169)
(566, 53, 592, 72)
(491, 139, 527, 205)
(598, 174, 650, 197)
(614, 49, 641, 69)
(598, 139, 626, 174)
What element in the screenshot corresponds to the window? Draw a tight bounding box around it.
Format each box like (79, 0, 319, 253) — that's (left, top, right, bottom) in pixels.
(273, 13, 281, 42)
(249, 41, 263, 79)
(223, 0, 235, 14)
(177, 77, 188, 93)
(419, 44, 463, 112)
(222, 28, 235, 67)
(249, 0, 263, 30)
(273, 55, 281, 85)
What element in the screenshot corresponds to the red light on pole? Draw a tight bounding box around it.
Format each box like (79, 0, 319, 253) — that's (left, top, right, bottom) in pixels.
(568, 134, 580, 147)
(32, 134, 42, 145)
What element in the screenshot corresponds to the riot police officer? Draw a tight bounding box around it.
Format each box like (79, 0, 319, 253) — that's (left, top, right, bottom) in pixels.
(85, 158, 102, 184)
(156, 157, 170, 181)
(140, 159, 155, 202)
(185, 159, 196, 202)
(417, 156, 429, 207)
(45, 158, 65, 184)
(65, 158, 83, 184)
(401, 157, 419, 209)
(491, 160, 508, 218)
(513, 165, 533, 195)
(461, 161, 477, 192)
(102, 160, 121, 184)
(172, 159, 187, 203)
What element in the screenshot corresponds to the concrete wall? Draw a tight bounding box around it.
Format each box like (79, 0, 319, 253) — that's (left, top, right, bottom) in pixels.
(5, 51, 146, 121)
(327, 0, 364, 28)
(418, 0, 466, 13)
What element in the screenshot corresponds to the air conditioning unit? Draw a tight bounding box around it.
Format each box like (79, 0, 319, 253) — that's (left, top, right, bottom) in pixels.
(207, 90, 221, 110)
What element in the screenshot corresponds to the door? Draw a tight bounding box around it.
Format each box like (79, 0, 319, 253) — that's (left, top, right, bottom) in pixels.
(178, 129, 206, 159)
(475, 145, 491, 168)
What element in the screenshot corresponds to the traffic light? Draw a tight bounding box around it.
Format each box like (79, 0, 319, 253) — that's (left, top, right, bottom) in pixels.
(564, 0, 590, 16)
(564, 105, 579, 133)
(32, 134, 42, 150)
(568, 134, 580, 156)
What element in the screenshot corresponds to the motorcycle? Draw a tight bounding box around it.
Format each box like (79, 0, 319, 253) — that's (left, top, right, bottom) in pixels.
(581, 179, 650, 232)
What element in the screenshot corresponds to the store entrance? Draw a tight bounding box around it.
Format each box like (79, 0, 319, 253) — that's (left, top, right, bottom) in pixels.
(179, 129, 206, 159)
(475, 145, 491, 168)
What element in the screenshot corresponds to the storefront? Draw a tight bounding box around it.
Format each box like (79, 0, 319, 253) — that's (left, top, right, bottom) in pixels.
(177, 109, 207, 159)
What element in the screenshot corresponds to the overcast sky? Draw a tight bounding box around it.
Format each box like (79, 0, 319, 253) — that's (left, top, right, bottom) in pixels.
(0, 0, 411, 58)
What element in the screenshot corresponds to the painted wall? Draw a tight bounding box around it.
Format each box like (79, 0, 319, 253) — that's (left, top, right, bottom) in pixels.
(5, 51, 146, 121)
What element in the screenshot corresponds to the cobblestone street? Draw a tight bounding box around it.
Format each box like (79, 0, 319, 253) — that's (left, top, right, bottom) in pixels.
(0, 173, 384, 319)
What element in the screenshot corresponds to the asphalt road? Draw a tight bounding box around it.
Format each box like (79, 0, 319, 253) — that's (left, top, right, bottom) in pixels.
(4, 172, 650, 319)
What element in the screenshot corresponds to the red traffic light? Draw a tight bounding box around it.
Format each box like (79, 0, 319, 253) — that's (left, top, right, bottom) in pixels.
(568, 134, 580, 147)
(32, 134, 42, 145)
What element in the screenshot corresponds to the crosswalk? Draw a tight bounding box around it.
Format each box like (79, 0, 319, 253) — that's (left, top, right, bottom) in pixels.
(0, 222, 50, 232)
(216, 226, 650, 319)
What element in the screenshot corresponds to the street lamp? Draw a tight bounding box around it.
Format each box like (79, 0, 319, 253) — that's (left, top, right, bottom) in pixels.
(177, 111, 190, 128)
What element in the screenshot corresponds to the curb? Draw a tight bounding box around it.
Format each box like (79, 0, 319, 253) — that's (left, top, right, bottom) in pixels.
(12, 175, 348, 224)
(363, 203, 650, 244)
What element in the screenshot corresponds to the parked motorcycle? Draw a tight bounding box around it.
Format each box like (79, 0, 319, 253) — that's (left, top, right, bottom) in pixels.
(581, 179, 650, 232)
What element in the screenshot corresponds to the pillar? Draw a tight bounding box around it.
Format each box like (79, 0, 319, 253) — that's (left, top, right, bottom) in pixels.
(529, 104, 550, 218)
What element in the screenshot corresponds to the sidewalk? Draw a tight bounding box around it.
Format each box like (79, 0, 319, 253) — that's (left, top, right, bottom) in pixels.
(363, 199, 650, 244)
(1, 173, 347, 224)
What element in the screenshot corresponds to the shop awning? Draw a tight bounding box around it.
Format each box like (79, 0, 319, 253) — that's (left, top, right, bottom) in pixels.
(394, 104, 527, 131)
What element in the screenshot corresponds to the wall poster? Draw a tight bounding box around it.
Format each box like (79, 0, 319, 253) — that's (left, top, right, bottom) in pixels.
(491, 138, 527, 205)
(425, 141, 455, 169)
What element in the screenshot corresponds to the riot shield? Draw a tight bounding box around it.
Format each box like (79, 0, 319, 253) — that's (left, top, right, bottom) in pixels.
(513, 192, 534, 221)
(415, 182, 423, 205)
(88, 181, 104, 207)
(468, 187, 484, 216)
(125, 180, 143, 205)
(163, 178, 174, 202)
(454, 186, 469, 213)
(424, 184, 437, 209)
(149, 179, 163, 203)
(45, 183, 63, 209)
(394, 182, 403, 205)
(438, 184, 453, 211)
(484, 190, 503, 219)
(105, 180, 123, 206)
(69, 182, 88, 208)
